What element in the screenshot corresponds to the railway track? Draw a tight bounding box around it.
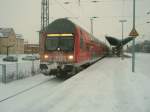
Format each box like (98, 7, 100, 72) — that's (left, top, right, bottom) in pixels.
(0, 76, 64, 103)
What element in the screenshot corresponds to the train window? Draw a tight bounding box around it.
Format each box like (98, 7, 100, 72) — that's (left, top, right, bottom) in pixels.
(59, 37, 74, 51)
(80, 36, 84, 49)
(45, 37, 74, 51)
(45, 38, 59, 51)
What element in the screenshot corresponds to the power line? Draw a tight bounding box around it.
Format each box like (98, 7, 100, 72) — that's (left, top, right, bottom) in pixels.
(53, 0, 90, 29)
(54, 0, 75, 17)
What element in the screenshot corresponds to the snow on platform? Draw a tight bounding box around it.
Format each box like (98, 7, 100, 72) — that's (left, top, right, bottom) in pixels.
(0, 53, 150, 112)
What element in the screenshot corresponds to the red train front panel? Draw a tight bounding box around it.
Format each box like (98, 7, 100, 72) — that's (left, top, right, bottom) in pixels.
(39, 18, 108, 77)
(40, 33, 75, 64)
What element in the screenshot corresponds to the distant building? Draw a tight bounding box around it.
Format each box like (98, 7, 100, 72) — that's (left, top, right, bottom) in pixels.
(0, 28, 24, 55)
(16, 34, 24, 54)
(126, 40, 150, 53)
(24, 43, 39, 54)
(142, 40, 150, 53)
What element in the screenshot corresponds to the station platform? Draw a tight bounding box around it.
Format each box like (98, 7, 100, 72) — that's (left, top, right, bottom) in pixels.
(25, 53, 150, 112)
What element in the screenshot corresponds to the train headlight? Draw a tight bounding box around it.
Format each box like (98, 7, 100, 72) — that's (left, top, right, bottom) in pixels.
(44, 54, 49, 59)
(68, 55, 74, 60)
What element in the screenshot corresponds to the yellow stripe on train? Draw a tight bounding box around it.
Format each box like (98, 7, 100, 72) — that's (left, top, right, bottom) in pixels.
(47, 34, 73, 37)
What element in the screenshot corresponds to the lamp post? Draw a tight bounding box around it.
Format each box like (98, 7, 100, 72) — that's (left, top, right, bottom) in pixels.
(90, 18, 94, 34)
(132, 0, 136, 72)
(146, 21, 150, 24)
(90, 16, 98, 34)
(119, 19, 127, 59)
(78, 0, 80, 6)
(129, 0, 139, 72)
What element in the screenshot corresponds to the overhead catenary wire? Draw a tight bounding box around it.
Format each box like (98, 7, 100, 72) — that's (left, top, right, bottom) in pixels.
(53, 0, 90, 29)
(51, 0, 149, 39)
(51, 0, 147, 19)
(61, 0, 147, 5)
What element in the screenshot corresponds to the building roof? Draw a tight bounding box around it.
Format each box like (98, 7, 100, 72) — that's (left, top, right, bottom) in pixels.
(0, 28, 14, 38)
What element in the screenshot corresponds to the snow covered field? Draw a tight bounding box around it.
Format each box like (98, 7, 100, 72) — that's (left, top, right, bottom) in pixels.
(0, 54, 40, 83)
(0, 53, 150, 112)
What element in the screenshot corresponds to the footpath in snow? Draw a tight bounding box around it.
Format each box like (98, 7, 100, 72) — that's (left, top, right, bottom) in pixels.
(0, 53, 150, 112)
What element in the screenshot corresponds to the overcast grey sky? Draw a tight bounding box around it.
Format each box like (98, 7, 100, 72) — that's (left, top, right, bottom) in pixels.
(0, 0, 150, 44)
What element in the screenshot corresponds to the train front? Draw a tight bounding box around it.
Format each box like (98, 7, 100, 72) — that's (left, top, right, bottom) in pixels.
(40, 19, 77, 77)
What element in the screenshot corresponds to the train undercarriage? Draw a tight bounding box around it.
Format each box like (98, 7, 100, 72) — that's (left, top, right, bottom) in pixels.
(40, 57, 104, 78)
(40, 62, 81, 78)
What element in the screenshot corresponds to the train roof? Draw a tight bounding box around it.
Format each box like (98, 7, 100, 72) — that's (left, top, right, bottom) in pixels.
(46, 18, 104, 45)
(46, 18, 76, 33)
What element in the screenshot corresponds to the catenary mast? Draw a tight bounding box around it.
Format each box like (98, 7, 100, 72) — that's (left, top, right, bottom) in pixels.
(41, 0, 49, 31)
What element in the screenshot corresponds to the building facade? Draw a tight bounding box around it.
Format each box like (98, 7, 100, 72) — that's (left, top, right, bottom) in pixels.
(16, 34, 24, 54)
(0, 28, 24, 55)
(24, 43, 39, 54)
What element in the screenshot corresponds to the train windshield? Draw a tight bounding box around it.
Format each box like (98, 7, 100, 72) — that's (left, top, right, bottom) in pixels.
(45, 36, 74, 51)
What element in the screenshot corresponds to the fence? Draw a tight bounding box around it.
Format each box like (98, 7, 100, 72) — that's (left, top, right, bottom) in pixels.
(0, 65, 4, 82)
(0, 61, 40, 83)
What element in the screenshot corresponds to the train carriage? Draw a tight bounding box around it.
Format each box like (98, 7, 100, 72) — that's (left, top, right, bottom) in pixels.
(39, 18, 108, 77)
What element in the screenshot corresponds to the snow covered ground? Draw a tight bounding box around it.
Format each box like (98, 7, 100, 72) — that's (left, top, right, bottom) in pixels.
(0, 74, 65, 112)
(0, 53, 150, 112)
(0, 75, 50, 100)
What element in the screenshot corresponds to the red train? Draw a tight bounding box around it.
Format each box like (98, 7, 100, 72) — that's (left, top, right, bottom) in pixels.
(40, 18, 109, 77)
